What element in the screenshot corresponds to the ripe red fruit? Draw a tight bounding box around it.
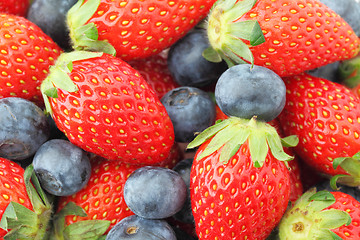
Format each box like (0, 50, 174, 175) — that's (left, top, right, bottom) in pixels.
(57, 156, 141, 234)
(188, 117, 294, 239)
(0, 14, 62, 106)
(66, 0, 217, 60)
(0, 0, 30, 16)
(205, 0, 359, 76)
(129, 54, 180, 99)
(278, 73, 360, 186)
(0, 158, 32, 237)
(41, 51, 174, 165)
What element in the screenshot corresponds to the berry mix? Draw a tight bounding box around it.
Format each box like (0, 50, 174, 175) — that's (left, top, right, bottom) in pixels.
(0, 0, 360, 239)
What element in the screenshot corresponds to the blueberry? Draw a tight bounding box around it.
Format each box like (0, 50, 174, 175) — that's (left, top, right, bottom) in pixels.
(172, 158, 194, 224)
(106, 215, 176, 240)
(27, 0, 78, 50)
(124, 166, 187, 219)
(167, 29, 228, 87)
(0, 97, 50, 160)
(215, 64, 286, 122)
(33, 139, 91, 196)
(161, 86, 216, 142)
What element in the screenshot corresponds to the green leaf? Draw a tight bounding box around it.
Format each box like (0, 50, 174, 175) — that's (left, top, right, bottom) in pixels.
(330, 174, 349, 190)
(308, 190, 336, 212)
(187, 118, 235, 149)
(224, 36, 254, 64)
(248, 130, 268, 167)
(225, 0, 258, 22)
(229, 20, 265, 46)
(352, 151, 360, 160)
(0, 202, 37, 230)
(281, 135, 299, 147)
(333, 157, 348, 170)
(218, 128, 251, 163)
(67, 0, 101, 29)
(267, 132, 294, 162)
(315, 229, 343, 240)
(317, 209, 352, 229)
(63, 220, 111, 240)
(202, 47, 223, 63)
(43, 87, 58, 99)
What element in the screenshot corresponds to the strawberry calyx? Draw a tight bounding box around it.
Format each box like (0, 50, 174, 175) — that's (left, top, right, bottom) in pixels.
(40, 51, 103, 115)
(278, 188, 351, 239)
(0, 164, 52, 239)
(67, 0, 116, 56)
(338, 55, 360, 88)
(330, 151, 360, 188)
(51, 202, 110, 240)
(204, 0, 265, 67)
(187, 116, 297, 167)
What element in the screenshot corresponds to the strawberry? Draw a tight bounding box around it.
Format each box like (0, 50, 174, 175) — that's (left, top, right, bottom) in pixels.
(204, 0, 360, 77)
(278, 188, 360, 239)
(40, 51, 174, 165)
(66, 0, 217, 61)
(187, 116, 295, 239)
(278, 73, 360, 187)
(0, 14, 62, 106)
(129, 54, 180, 99)
(57, 156, 141, 234)
(0, 0, 29, 16)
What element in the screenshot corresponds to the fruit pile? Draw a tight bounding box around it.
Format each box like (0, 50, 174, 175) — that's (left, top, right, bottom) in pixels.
(0, 0, 360, 239)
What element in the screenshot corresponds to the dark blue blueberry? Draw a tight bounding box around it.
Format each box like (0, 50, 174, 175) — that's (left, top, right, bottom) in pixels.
(307, 61, 340, 82)
(106, 215, 176, 240)
(215, 64, 286, 122)
(172, 158, 194, 224)
(161, 86, 216, 142)
(0, 97, 50, 160)
(319, 0, 360, 36)
(27, 0, 78, 50)
(33, 139, 91, 196)
(124, 166, 187, 219)
(314, 180, 360, 201)
(167, 29, 228, 87)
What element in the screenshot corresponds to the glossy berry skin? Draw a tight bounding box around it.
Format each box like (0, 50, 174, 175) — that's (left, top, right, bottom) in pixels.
(124, 166, 187, 219)
(33, 139, 91, 196)
(191, 139, 291, 240)
(48, 53, 174, 165)
(161, 86, 216, 142)
(0, 158, 32, 237)
(105, 215, 176, 240)
(69, 0, 217, 61)
(57, 156, 140, 233)
(129, 54, 180, 99)
(0, 14, 62, 106)
(319, 0, 360, 36)
(278, 74, 360, 177)
(0, 97, 50, 160)
(167, 29, 227, 87)
(0, 0, 29, 16)
(26, 0, 78, 50)
(215, 64, 286, 122)
(207, 0, 359, 77)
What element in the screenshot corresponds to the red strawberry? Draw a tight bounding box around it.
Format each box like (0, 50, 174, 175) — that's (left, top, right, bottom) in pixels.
(0, 158, 32, 237)
(57, 156, 141, 234)
(204, 0, 359, 77)
(278, 73, 360, 186)
(188, 116, 294, 239)
(66, 0, 217, 61)
(41, 51, 174, 165)
(0, 0, 29, 16)
(0, 14, 62, 106)
(279, 188, 360, 239)
(129, 54, 180, 99)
